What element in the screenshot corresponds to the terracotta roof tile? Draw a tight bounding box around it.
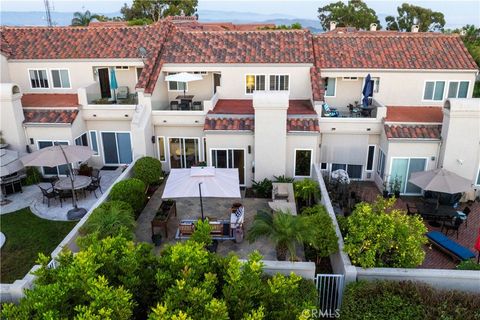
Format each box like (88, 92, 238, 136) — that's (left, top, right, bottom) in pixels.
(310, 67, 324, 101)
(287, 117, 319, 132)
(384, 124, 441, 139)
(23, 109, 78, 124)
(21, 94, 79, 108)
(204, 116, 255, 131)
(314, 31, 478, 70)
(386, 106, 443, 123)
(208, 99, 317, 115)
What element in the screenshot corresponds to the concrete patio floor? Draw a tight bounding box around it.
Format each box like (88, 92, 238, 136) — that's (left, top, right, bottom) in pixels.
(0, 169, 122, 220)
(135, 183, 279, 260)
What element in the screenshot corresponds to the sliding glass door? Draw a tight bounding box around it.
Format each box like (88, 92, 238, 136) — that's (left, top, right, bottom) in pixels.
(390, 158, 427, 194)
(211, 149, 245, 185)
(169, 138, 200, 169)
(101, 132, 132, 165)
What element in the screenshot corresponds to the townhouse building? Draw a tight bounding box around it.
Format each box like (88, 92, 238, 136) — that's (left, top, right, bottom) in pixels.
(1, 17, 479, 195)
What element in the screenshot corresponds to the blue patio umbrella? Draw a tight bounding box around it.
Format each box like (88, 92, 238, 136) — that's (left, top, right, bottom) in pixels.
(109, 67, 118, 100)
(362, 73, 373, 107)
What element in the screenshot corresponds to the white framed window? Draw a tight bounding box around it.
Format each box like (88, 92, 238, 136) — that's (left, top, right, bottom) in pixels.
(342, 77, 358, 81)
(376, 148, 386, 179)
(167, 73, 188, 92)
(245, 74, 266, 94)
(372, 77, 380, 93)
(324, 77, 336, 97)
(331, 163, 363, 180)
(89, 130, 99, 155)
(50, 69, 71, 89)
(158, 136, 166, 162)
(168, 137, 200, 169)
(74, 132, 88, 147)
(193, 71, 208, 75)
(294, 149, 313, 177)
(29, 69, 49, 88)
(366, 145, 376, 171)
(423, 81, 446, 101)
(447, 81, 469, 98)
(115, 66, 130, 70)
(37, 140, 70, 175)
(320, 162, 328, 170)
(269, 75, 289, 91)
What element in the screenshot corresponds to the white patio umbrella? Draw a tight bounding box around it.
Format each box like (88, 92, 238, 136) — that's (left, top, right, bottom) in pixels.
(20, 144, 95, 219)
(0, 149, 24, 178)
(164, 72, 202, 98)
(162, 166, 241, 220)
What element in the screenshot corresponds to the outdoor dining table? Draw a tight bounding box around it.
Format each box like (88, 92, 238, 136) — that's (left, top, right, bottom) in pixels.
(54, 176, 91, 191)
(419, 203, 459, 227)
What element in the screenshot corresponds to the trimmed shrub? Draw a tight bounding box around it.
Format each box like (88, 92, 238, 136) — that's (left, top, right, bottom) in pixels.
(109, 178, 146, 215)
(133, 156, 163, 186)
(341, 280, 480, 320)
(456, 259, 480, 270)
(251, 178, 273, 198)
(80, 201, 135, 240)
(23, 166, 41, 185)
(294, 178, 320, 207)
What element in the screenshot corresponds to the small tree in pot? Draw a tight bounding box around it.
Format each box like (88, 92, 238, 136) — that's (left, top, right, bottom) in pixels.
(294, 178, 320, 208)
(390, 175, 402, 198)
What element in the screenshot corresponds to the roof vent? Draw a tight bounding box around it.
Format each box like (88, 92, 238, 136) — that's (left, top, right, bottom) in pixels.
(460, 30, 467, 36)
(330, 21, 337, 31)
(412, 25, 419, 33)
(370, 23, 377, 31)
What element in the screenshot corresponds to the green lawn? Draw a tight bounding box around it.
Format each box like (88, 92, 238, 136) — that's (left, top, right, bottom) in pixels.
(0, 208, 77, 283)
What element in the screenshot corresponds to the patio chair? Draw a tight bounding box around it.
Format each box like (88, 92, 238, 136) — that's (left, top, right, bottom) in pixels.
(441, 216, 463, 239)
(170, 101, 179, 110)
(456, 206, 471, 228)
(85, 178, 101, 198)
(117, 86, 129, 100)
(406, 203, 419, 216)
(38, 185, 58, 207)
(192, 101, 202, 111)
(58, 189, 73, 208)
(322, 103, 339, 117)
(48, 176, 59, 189)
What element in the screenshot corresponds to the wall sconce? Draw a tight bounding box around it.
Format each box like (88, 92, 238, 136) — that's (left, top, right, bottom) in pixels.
(151, 136, 155, 143)
(248, 145, 251, 154)
(366, 128, 371, 131)
(163, 120, 167, 123)
(124, 114, 128, 118)
(431, 156, 436, 161)
(93, 114, 97, 117)
(29, 138, 34, 144)
(246, 75, 255, 89)
(331, 128, 336, 131)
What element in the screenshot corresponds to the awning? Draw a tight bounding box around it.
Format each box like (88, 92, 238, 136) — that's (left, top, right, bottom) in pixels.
(320, 134, 369, 166)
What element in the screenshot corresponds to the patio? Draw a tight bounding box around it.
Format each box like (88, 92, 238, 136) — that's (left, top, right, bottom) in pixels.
(0, 169, 122, 220)
(344, 181, 479, 269)
(135, 184, 278, 260)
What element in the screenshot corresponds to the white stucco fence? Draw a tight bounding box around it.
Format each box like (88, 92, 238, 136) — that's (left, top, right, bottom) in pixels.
(238, 259, 316, 280)
(313, 163, 480, 294)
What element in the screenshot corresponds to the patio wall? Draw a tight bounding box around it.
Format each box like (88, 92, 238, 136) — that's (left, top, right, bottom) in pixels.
(239, 259, 316, 280)
(313, 164, 480, 294)
(0, 158, 138, 303)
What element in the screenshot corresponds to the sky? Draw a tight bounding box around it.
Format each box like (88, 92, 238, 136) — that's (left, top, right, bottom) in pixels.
(1, 0, 479, 27)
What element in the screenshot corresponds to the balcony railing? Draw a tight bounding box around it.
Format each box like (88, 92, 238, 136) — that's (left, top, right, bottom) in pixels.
(319, 98, 386, 120)
(78, 83, 138, 106)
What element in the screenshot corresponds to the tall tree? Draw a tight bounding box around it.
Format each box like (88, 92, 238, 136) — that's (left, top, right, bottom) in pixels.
(121, 0, 198, 23)
(385, 3, 445, 32)
(317, 0, 381, 31)
(71, 10, 100, 26)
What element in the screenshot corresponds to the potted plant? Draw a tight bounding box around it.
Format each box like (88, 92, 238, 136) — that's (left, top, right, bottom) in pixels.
(382, 177, 390, 198)
(77, 163, 92, 176)
(390, 175, 402, 198)
(293, 178, 320, 208)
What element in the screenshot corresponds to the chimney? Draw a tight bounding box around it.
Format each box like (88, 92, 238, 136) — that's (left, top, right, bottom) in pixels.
(370, 23, 377, 31)
(330, 21, 337, 31)
(460, 30, 466, 36)
(412, 25, 419, 33)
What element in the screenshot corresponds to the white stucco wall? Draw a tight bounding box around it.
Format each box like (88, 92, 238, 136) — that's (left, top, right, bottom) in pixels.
(0, 54, 11, 82)
(322, 70, 477, 107)
(0, 84, 26, 153)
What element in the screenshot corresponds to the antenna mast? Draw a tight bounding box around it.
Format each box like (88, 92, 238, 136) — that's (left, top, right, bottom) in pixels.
(44, 0, 53, 26)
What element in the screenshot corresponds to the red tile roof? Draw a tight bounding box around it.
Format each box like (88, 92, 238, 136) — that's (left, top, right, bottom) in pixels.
(313, 31, 478, 70)
(384, 124, 441, 139)
(287, 117, 320, 132)
(88, 21, 129, 28)
(23, 109, 79, 124)
(21, 94, 79, 108)
(209, 99, 317, 115)
(386, 106, 443, 123)
(204, 116, 255, 131)
(310, 67, 324, 101)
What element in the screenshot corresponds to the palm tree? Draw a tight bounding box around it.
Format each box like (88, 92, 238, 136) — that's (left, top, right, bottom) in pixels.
(247, 210, 312, 261)
(71, 10, 100, 26)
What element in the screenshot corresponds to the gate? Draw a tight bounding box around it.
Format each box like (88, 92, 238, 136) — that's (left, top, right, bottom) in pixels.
(315, 274, 345, 317)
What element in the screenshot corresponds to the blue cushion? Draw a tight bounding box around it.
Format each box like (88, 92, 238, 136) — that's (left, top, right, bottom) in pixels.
(426, 231, 475, 260)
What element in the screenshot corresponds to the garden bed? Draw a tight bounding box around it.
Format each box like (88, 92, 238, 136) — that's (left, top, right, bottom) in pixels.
(0, 208, 77, 283)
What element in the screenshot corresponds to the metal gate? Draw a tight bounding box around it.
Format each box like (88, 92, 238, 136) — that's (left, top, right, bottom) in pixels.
(315, 274, 345, 317)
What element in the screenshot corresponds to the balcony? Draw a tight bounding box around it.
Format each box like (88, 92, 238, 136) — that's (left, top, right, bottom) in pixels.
(319, 98, 384, 119)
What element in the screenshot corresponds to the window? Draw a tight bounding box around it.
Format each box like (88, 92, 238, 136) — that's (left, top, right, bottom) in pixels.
(193, 71, 208, 75)
(167, 73, 187, 92)
(342, 77, 358, 81)
(373, 77, 380, 93)
(245, 75, 266, 94)
(331, 163, 362, 179)
(294, 149, 312, 177)
(320, 162, 328, 170)
(135, 67, 143, 82)
(390, 158, 426, 194)
(423, 81, 445, 101)
(447, 81, 469, 98)
(211, 149, 245, 185)
(168, 138, 200, 168)
(75, 133, 88, 147)
(89, 131, 99, 155)
(37, 141, 69, 175)
(115, 66, 129, 70)
(366, 145, 375, 171)
(203, 137, 207, 162)
(476, 167, 480, 185)
(158, 137, 166, 161)
(324, 78, 336, 97)
(376, 149, 386, 179)
(101, 132, 133, 165)
(50, 69, 71, 88)
(29, 69, 49, 88)
(269, 75, 289, 91)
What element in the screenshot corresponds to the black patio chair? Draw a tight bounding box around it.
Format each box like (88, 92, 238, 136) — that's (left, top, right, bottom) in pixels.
(85, 177, 102, 198)
(38, 185, 58, 208)
(458, 206, 471, 228)
(170, 101, 179, 110)
(441, 217, 463, 239)
(192, 101, 202, 111)
(406, 203, 419, 216)
(91, 169, 100, 181)
(58, 189, 73, 208)
(48, 176, 59, 189)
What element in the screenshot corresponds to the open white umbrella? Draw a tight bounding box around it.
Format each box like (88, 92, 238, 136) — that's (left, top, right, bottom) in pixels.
(162, 166, 241, 220)
(164, 72, 202, 98)
(0, 149, 24, 178)
(409, 168, 472, 194)
(21, 144, 95, 219)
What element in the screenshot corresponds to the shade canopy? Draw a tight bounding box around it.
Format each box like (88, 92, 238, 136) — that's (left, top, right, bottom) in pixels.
(21, 145, 94, 168)
(162, 167, 241, 199)
(408, 168, 472, 194)
(164, 72, 203, 83)
(0, 149, 24, 177)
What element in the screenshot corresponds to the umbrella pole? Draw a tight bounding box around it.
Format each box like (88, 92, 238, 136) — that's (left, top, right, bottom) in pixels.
(58, 145, 78, 209)
(199, 182, 204, 221)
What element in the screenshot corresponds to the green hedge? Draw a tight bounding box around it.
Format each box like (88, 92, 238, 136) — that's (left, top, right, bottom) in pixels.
(109, 178, 146, 215)
(341, 280, 480, 320)
(133, 156, 163, 186)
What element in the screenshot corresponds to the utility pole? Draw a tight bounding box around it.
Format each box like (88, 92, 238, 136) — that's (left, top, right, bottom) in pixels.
(44, 0, 53, 26)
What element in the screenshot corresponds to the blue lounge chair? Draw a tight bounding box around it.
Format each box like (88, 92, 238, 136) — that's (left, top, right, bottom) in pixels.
(426, 231, 475, 261)
(322, 103, 339, 117)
